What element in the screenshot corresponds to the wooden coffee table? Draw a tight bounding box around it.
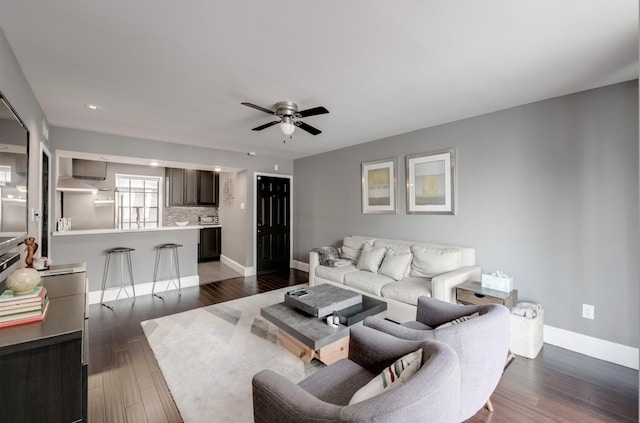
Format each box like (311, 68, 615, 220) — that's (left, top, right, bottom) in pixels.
(261, 285, 387, 365)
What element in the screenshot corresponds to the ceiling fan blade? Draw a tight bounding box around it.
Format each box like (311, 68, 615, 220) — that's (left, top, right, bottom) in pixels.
(252, 121, 279, 131)
(295, 121, 322, 135)
(241, 102, 275, 115)
(297, 106, 329, 118)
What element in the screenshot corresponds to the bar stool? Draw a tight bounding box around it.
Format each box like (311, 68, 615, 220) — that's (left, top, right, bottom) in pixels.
(152, 243, 182, 299)
(100, 247, 136, 309)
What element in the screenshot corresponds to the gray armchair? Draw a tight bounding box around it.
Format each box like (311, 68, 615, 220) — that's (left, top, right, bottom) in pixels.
(364, 296, 511, 421)
(252, 324, 461, 423)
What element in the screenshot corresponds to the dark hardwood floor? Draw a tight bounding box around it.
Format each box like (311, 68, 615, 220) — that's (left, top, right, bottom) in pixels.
(88, 270, 638, 422)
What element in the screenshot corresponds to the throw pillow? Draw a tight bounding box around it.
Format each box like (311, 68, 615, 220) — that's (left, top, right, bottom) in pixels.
(410, 245, 462, 278)
(436, 312, 480, 329)
(378, 249, 412, 281)
(341, 236, 375, 261)
(356, 244, 387, 273)
(349, 348, 423, 404)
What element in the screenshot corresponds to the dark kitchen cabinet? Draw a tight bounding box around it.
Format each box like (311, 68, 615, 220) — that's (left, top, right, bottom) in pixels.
(199, 227, 221, 262)
(184, 169, 198, 205)
(198, 171, 219, 206)
(166, 167, 185, 207)
(166, 168, 219, 207)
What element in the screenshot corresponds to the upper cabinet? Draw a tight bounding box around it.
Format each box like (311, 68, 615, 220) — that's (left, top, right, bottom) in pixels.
(184, 169, 198, 206)
(166, 168, 219, 207)
(166, 167, 185, 207)
(197, 170, 219, 206)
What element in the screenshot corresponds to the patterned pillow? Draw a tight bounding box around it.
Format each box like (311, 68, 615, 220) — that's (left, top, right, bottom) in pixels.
(436, 312, 480, 329)
(349, 348, 423, 404)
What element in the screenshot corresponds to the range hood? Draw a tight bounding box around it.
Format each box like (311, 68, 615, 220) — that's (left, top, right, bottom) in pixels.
(56, 177, 98, 193)
(72, 159, 107, 180)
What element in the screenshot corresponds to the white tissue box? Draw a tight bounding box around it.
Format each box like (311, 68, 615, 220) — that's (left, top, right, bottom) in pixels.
(481, 273, 514, 293)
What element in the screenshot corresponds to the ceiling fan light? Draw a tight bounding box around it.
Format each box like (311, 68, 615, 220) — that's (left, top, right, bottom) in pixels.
(279, 117, 295, 136)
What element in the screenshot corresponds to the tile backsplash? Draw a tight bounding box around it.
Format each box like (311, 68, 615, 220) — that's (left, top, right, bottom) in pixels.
(164, 206, 218, 226)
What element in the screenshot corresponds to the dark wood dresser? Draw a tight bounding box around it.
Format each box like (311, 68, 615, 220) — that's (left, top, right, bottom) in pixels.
(0, 267, 88, 423)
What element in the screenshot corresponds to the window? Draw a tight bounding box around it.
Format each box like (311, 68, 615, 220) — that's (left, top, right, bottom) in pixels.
(115, 174, 162, 229)
(0, 165, 11, 186)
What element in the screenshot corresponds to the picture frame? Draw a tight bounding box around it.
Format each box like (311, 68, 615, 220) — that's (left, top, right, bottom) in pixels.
(406, 148, 456, 215)
(361, 158, 397, 214)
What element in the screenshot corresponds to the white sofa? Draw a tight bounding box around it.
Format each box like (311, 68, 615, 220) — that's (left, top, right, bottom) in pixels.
(308, 235, 481, 323)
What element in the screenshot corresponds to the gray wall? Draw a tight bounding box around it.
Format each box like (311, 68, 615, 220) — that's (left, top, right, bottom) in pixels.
(50, 126, 293, 267)
(0, 27, 47, 278)
(293, 80, 639, 348)
(218, 170, 248, 266)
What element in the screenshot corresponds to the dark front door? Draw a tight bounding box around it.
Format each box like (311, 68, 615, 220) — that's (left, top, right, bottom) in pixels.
(256, 175, 290, 274)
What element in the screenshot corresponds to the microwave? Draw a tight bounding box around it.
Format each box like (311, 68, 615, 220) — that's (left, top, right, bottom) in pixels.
(199, 215, 219, 225)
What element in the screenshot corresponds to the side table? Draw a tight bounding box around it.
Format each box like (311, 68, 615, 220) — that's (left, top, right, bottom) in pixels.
(456, 281, 517, 309)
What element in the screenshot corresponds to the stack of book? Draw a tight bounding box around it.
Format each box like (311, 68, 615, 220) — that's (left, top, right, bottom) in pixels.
(0, 285, 49, 328)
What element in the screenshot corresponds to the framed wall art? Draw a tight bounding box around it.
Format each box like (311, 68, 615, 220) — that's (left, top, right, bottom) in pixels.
(406, 148, 456, 215)
(361, 158, 397, 214)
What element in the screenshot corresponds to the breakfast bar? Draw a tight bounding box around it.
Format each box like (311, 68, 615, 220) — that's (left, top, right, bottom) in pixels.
(51, 225, 216, 303)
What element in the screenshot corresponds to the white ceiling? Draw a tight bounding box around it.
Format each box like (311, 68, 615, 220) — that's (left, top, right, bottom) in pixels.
(0, 1, 637, 160)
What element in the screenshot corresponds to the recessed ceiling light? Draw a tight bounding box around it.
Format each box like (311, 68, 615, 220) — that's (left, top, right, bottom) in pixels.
(86, 104, 100, 110)
(248, 152, 256, 156)
(214, 166, 221, 172)
(149, 161, 159, 167)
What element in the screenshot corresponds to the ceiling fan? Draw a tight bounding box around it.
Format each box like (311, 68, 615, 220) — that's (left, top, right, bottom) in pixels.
(241, 101, 329, 136)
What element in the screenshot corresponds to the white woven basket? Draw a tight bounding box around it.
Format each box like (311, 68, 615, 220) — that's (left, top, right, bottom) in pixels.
(510, 304, 544, 359)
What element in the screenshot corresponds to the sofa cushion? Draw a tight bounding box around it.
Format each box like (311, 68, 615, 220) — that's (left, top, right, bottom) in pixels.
(341, 236, 375, 262)
(373, 239, 413, 254)
(349, 348, 423, 404)
(344, 271, 395, 296)
(378, 249, 412, 281)
(299, 359, 374, 406)
(410, 245, 462, 278)
(381, 277, 432, 306)
(403, 320, 432, 330)
(357, 244, 387, 273)
(315, 264, 358, 284)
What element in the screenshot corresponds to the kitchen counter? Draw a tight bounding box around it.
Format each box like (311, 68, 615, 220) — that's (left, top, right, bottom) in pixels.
(52, 224, 221, 236)
(51, 228, 203, 297)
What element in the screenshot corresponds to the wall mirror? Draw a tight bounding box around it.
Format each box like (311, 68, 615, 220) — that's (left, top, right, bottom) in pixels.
(41, 143, 50, 257)
(0, 91, 29, 253)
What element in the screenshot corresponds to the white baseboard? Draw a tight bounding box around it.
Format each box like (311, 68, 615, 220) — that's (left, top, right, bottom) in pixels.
(88, 275, 200, 305)
(291, 260, 309, 272)
(544, 325, 639, 370)
(220, 254, 255, 277)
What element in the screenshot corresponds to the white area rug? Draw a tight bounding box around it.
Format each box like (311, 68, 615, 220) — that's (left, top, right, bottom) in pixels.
(141, 285, 324, 423)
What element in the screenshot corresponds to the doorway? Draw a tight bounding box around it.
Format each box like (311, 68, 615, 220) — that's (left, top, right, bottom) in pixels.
(255, 174, 291, 274)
